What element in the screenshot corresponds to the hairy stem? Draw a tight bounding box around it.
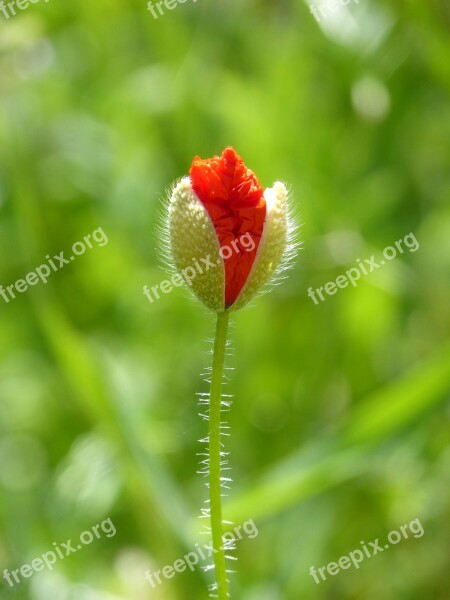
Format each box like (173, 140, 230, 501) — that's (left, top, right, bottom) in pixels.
(209, 310, 230, 599)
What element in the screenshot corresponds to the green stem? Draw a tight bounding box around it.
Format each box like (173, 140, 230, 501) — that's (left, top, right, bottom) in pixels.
(209, 310, 230, 599)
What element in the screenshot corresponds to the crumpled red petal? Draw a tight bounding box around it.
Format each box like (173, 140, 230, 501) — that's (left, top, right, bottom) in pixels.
(190, 147, 266, 307)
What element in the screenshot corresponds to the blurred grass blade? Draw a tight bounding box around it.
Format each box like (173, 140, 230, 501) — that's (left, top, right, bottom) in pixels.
(344, 341, 450, 446)
(225, 343, 450, 524)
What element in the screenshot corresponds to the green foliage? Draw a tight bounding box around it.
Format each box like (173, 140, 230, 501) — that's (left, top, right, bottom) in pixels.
(0, 1, 449, 599)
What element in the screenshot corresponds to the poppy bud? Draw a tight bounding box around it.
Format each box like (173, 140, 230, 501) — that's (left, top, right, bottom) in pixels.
(166, 147, 295, 312)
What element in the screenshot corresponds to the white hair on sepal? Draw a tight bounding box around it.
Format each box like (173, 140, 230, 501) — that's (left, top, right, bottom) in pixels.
(155, 176, 186, 277)
(155, 178, 217, 316)
(264, 181, 302, 287)
(230, 181, 301, 312)
(158, 176, 226, 312)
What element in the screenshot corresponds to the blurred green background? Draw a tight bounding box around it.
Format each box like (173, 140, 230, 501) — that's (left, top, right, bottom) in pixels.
(1, 0, 449, 598)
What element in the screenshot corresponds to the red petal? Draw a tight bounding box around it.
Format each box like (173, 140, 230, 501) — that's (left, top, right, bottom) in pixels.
(190, 147, 266, 307)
